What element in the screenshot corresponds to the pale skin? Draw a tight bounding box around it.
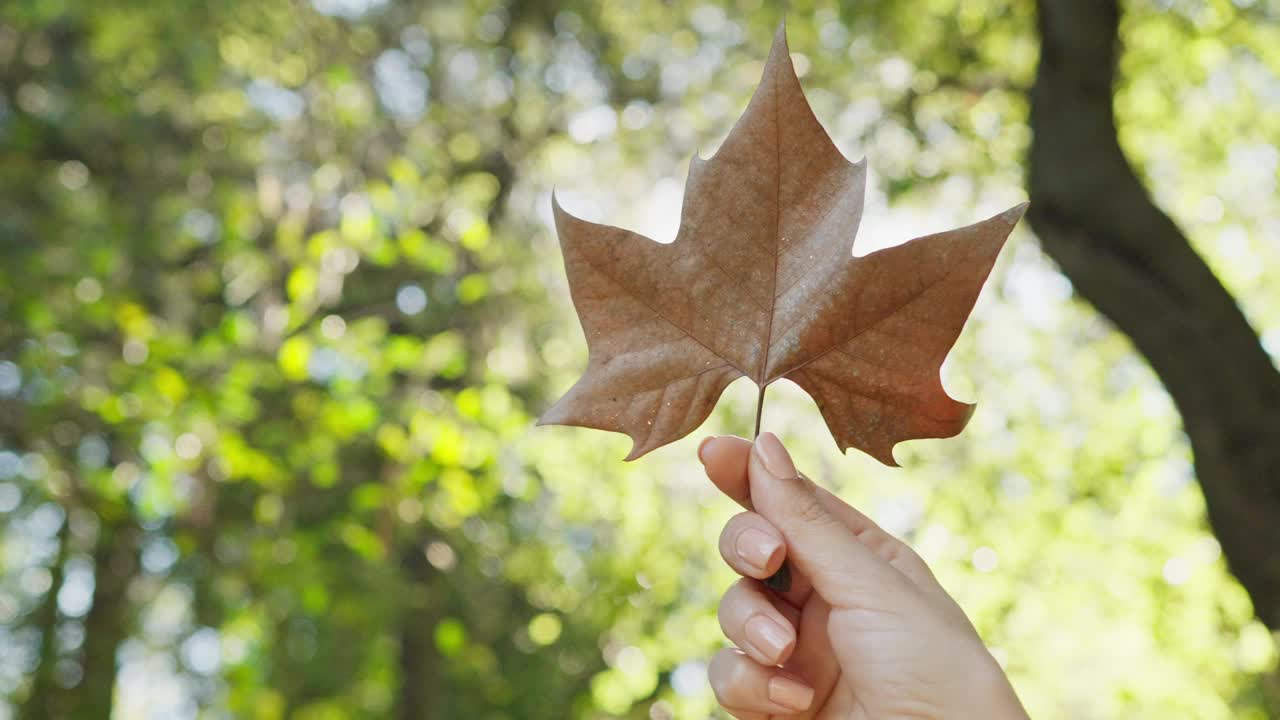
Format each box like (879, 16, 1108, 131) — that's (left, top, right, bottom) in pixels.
(701, 432, 1029, 719)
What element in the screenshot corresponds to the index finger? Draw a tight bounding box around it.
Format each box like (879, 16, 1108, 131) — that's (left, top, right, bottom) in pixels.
(698, 435, 754, 510)
(700, 434, 814, 606)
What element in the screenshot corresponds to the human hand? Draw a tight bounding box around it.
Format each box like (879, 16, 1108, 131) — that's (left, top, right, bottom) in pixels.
(701, 432, 1028, 719)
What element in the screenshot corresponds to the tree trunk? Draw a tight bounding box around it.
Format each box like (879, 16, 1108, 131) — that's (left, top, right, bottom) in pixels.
(398, 543, 441, 720)
(19, 518, 70, 720)
(69, 520, 139, 718)
(1028, 0, 1280, 628)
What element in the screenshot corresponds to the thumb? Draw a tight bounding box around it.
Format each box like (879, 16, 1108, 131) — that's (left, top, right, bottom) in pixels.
(749, 432, 904, 607)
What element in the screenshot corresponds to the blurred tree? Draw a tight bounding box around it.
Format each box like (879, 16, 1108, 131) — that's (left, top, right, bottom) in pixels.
(0, 1, 1276, 719)
(1028, 0, 1280, 633)
(0, 2, 596, 717)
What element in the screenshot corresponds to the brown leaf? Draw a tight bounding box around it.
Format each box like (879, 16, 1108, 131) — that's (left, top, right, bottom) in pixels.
(539, 25, 1026, 464)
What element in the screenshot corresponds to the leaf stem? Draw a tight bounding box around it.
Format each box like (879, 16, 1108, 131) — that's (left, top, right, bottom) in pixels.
(753, 382, 792, 593)
(754, 384, 767, 438)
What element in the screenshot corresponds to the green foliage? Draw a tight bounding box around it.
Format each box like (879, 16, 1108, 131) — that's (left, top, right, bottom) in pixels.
(0, 1, 1277, 718)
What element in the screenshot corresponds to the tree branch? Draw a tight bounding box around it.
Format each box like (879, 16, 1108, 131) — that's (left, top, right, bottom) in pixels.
(1029, 0, 1280, 628)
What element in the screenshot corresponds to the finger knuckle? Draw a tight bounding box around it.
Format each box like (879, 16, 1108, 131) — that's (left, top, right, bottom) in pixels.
(878, 538, 909, 565)
(880, 537, 928, 572)
(789, 488, 833, 525)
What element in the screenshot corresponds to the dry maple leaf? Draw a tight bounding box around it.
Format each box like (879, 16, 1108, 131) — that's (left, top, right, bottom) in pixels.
(539, 25, 1026, 464)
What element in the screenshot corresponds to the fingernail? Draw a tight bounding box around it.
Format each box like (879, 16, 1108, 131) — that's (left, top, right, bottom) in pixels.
(767, 675, 814, 711)
(735, 528, 782, 574)
(697, 436, 715, 465)
(754, 432, 796, 479)
(745, 615, 793, 664)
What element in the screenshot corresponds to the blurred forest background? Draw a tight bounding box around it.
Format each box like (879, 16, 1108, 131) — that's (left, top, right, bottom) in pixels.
(1, 0, 1279, 718)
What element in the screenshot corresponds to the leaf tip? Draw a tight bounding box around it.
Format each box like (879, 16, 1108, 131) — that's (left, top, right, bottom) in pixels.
(958, 401, 977, 427)
(536, 398, 572, 428)
(1001, 201, 1030, 226)
(767, 20, 790, 65)
(687, 153, 708, 178)
(550, 190, 585, 237)
(876, 443, 901, 467)
(623, 441, 648, 462)
(860, 443, 902, 468)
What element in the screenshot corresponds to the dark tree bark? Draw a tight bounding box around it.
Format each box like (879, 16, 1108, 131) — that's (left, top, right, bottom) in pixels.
(70, 520, 140, 719)
(19, 519, 70, 720)
(397, 543, 442, 720)
(1029, 0, 1280, 628)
